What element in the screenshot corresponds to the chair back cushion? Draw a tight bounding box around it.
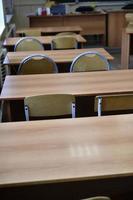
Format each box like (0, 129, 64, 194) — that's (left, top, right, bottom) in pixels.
(52, 36, 77, 49)
(24, 94, 75, 117)
(15, 37, 44, 51)
(18, 54, 58, 75)
(70, 51, 110, 72)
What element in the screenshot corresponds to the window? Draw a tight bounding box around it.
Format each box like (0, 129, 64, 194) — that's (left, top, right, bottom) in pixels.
(0, 0, 5, 35)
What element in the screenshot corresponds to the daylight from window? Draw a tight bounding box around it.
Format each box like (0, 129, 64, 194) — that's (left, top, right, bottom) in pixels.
(0, 0, 5, 35)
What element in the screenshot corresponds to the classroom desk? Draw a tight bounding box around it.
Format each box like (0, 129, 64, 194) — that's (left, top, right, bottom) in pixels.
(0, 114, 133, 199)
(3, 35, 86, 51)
(121, 28, 133, 69)
(3, 48, 113, 74)
(16, 26, 82, 36)
(1, 70, 133, 121)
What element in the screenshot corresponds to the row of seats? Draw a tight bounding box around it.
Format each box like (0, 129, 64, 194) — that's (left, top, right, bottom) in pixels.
(17, 52, 110, 75)
(14, 35, 78, 51)
(24, 93, 133, 121)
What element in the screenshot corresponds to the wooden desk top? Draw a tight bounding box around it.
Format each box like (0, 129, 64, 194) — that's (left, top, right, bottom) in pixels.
(16, 26, 82, 35)
(4, 48, 113, 66)
(3, 35, 86, 47)
(0, 114, 133, 187)
(1, 70, 133, 100)
(28, 12, 106, 18)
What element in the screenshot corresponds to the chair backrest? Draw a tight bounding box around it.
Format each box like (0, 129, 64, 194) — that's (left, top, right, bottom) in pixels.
(14, 37, 44, 51)
(51, 35, 78, 50)
(18, 54, 58, 75)
(95, 94, 133, 116)
(25, 30, 41, 36)
(24, 94, 75, 120)
(56, 32, 77, 36)
(70, 51, 110, 72)
(125, 13, 133, 25)
(82, 196, 111, 200)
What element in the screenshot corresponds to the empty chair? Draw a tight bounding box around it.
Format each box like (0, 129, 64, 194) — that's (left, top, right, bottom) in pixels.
(70, 51, 110, 72)
(81, 196, 111, 200)
(51, 35, 78, 50)
(18, 54, 58, 75)
(24, 30, 41, 36)
(24, 94, 75, 120)
(14, 37, 44, 51)
(56, 32, 77, 36)
(95, 94, 133, 116)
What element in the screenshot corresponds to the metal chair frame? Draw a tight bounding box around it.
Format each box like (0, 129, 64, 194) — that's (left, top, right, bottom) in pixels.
(17, 54, 58, 75)
(14, 37, 44, 51)
(70, 51, 111, 72)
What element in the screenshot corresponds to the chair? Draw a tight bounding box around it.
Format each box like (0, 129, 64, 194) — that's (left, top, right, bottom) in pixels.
(24, 94, 75, 120)
(70, 51, 110, 72)
(56, 32, 77, 36)
(14, 37, 44, 51)
(81, 196, 111, 200)
(95, 94, 133, 116)
(24, 30, 41, 36)
(17, 54, 58, 75)
(51, 35, 78, 50)
(125, 13, 133, 25)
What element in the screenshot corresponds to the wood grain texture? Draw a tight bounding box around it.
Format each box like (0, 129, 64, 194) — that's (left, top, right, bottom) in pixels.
(0, 114, 133, 187)
(1, 70, 133, 100)
(4, 48, 113, 66)
(16, 26, 82, 35)
(28, 14, 106, 35)
(3, 35, 86, 48)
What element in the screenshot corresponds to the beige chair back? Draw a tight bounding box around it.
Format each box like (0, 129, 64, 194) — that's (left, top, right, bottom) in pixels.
(25, 30, 41, 36)
(56, 32, 77, 36)
(14, 37, 44, 51)
(95, 94, 133, 116)
(82, 196, 111, 200)
(125, 13, 133, 24)
(70, 51, 110, 72)
(51, 35, 77, 50)
(18, 54, 58, 75)
(24, 94, 75, 120)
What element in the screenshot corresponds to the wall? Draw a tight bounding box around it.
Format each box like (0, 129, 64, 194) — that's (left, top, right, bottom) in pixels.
(13, 0, 126, 28)
(13, 0, 46, 28)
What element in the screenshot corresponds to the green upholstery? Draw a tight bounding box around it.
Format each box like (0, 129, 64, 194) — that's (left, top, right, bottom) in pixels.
(18, 54, 58, 75)
(51, 35, 77, 50)
(70, 51, 110, 72)
(14, 37, 44, 51)
(82, 197, 111, 200)
(24, 94, 75, 120)
(95, 94, 133, 116)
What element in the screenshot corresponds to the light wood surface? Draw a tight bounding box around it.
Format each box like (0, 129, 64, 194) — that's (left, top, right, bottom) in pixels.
(28, 14, 106, 36)
(121, 28, 132, 69)
(0, 114, 133, 187)
(1, 70, 133, 100)
(3, 35, 86, 49)
(4, 48, 113, 66)
(16, 26, 82, 35)
(107, 11, 126, 48)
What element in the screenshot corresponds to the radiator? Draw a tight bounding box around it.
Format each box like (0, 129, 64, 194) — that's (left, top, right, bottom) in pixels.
(0, 48, 7, 89)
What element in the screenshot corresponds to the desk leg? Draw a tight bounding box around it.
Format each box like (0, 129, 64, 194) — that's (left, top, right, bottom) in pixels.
(121, 30, 130, 69)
